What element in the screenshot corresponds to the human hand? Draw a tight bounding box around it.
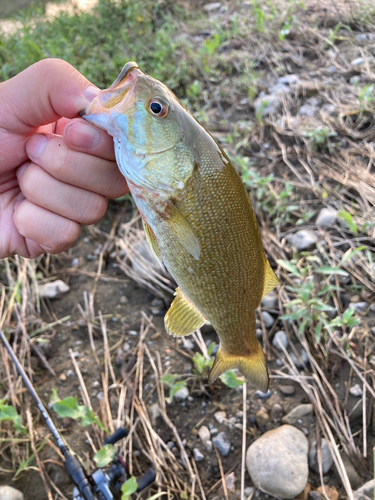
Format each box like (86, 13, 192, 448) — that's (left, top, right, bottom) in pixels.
(0, 58, 128, 259)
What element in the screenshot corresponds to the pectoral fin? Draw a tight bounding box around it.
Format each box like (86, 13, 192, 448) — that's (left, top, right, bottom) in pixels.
(166, 202, 200, 260)
(142, 218, 163, 266)
(209, 342, 269, 393)
(165, 287, 206, 337)
(262, 259, 280, 298)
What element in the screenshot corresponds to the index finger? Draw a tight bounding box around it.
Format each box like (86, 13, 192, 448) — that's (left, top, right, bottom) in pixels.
(63, 118, 116, 161)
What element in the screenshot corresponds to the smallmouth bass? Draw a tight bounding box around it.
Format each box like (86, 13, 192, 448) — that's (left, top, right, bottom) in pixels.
(81, 62, 280, 392)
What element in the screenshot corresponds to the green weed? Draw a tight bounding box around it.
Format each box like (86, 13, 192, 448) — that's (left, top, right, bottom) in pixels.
(160, 373, 187, 404)
(0, 399, 27, 435)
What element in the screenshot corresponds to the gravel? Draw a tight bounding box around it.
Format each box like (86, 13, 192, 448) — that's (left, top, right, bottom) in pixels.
(272, 331, 288, 350)
(212, 432, 231, 456)
(282, 404, 313, 425)
(0, 486, 23, 500)
(193, 448, 204, 462)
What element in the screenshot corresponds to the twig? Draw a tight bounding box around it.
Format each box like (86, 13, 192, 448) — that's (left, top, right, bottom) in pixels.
(214, 444, 229, 500)
(241, 382, 247, 500)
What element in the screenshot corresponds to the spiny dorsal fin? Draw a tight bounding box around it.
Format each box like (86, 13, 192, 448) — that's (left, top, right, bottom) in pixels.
(208, 342, 269, 392)
(262, 258, 280, 298)
(165, 287, 206, 337)
(166, 202, 200, 260)
(142, 218, 163, 266)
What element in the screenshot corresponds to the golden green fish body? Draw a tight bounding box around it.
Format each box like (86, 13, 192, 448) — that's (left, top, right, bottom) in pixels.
(82, 62, 279, 391)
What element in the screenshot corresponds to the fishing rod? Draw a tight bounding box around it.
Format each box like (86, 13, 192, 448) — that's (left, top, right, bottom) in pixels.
(0, 329, 156, 500)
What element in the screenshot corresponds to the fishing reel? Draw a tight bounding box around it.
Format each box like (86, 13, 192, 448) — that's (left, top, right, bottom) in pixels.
(72, 427, 156, 500)
(0, 330, 156, 500)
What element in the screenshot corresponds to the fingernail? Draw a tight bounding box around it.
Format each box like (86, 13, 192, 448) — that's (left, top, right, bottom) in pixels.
(26, 134, 47, 160)
(65, 121, 101, 150)
(16, 162, 30, 180)
(84, 85, 100, 102)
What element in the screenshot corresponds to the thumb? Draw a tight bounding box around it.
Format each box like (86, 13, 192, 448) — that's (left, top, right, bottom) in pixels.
(0, 58, 98, 134)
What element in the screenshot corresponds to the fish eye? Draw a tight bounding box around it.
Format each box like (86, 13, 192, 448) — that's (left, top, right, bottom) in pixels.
(148, 98, 169, 117)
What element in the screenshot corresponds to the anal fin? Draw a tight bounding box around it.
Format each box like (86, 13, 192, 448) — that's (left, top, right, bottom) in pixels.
(262, 258, 280, 298)
(208, 342, 269, 393)
(165, 287, 206, 337)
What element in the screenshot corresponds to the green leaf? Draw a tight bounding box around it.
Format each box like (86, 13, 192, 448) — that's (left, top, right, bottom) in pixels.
(341, 246, 367, 264)
(315, 266, 348, 276)
(276, 259, 301, 277)
(343, 308, 355, 323)
(160, 373, 178, 387)
(52, 397, 82, 420)
(206, 342, 217, 356)
(220, 370, 244, 388)
(338, 210, 357, 233)
(49, 388, 60, 405)
(94, 444, 116, 468)
(0, 401, 28, 435)
(121, 476, 138, 499)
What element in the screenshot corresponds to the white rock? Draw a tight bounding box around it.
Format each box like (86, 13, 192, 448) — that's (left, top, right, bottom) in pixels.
(203, 2, 221, 10)
(174, 387, 189, 401)
(349, 302, 368, 313)
(354, 479, 374, 500)
(261, 291, 278, 308)
(214, 411, 226, 424)
(149, 403, 160, 426)
(261, 311, 274, 328)
(38, 280, 69, 299)
(308, 438, 333, 473)
(281, 404, 313, 425)
(253, 93, 282, 117)
(290, 230, 318, 250)
(193, 448, 204, 462)
(246, 425, 308, 499)
(349, 384, 363, 397)
(278, 74, 299, 85)
(316, 207, 338, 227)
(0, 486, 23, 500)
(272, 331, 288, 351)
(351, 57, 365, 65)
(198, 425, 211, 442)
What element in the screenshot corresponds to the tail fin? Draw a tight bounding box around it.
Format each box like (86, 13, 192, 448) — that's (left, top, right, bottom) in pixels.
(208, 342, 269, 393)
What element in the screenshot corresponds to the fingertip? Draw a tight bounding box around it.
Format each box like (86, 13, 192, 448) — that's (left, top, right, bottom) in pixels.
(64, 118, 116, 160)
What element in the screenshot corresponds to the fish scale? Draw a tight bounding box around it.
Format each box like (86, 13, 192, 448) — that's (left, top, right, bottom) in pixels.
(81, 61, 280, 391)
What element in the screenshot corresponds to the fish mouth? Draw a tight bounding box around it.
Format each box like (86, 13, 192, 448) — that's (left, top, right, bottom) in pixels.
(79, 62, 142, 119)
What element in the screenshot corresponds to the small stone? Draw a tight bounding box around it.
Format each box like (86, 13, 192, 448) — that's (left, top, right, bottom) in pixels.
(0, 486, 23, 500)
(261, 291, 278, 308)
(349, 302, 368, 313)
(120, 296, 128, 304)
(317, 485, 339, 500)
(246, 425, 308, 499)
(308, 438, 333, 473)
(272, 331, 288, 350)
(255, 389, 271, 399)
(71, 258, 79, 266)
(97, 391, 104, 401)
(174, 387, 189, 401)
(38, 280, 70, 299)
(261, 311, 274, 328)
(128, 330, 138, 336)
(66, 370, 74, 378)
(210, 427, 218, 435)
(290, 230, 318, 250)
(282, 404, 313, 425)
(278, 74, 299, 85)
(203, 2, 221, 10)
(193, 448, 204, 462)
(355, 33, 370, 41)
(350, 75, 361, 85)
(326, 65, 338, 74)
(254, 93, 282, 117)
(354, 479, 375, 499)
(256, 409, 270, 426)
(167, 441, 174, 450)
(214, 411, 226, 424)
(299, 104, 318, 116)
(59, 373, 67, 382)
(212, 432, 231, 456)
(244, 487, 255, 497)
(309, 492, 322, 500)
(290, 349, 310, 369)
(279, 385, 295, 396)
(270, 403, 283, 422)
(198, 425, 211, 442)
(351, 57, 365, 65)
(148, 403, 160, 426)
(316, 207, 338, 227)
(184, 339, 194, 350)
(256, 328, 263, 340)
(349, 384, 363, 397)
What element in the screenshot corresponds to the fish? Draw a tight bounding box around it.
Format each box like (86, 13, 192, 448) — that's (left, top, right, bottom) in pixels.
(80, 62, 280, 392)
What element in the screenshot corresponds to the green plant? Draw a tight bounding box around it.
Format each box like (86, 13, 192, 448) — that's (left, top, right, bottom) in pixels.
(160, 374, 187, 404)
(279, 17, 292, 41)
(121, 477, 138, 500)
(0, 399, 27, 435)
(192, 342, 216, 378)
(338, 210, 358, 233)
(94, 444, 116, 468)
(304, 126, 337, 152)
(50, 389, 108, 432)
(220, 370, 245, 388)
